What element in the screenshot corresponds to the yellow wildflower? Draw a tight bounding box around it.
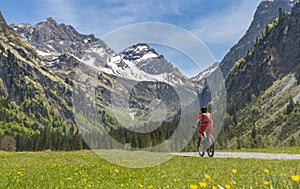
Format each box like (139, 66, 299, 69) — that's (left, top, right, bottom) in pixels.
(264, 168, 269, 173)
(232, 180, 237, 185)
(204, 174, 211, 179)
(231, 168, 237, 174)
(148, 185, 153, 189)
(199, 181, 207, 188)
(212, 186, 217, 189)
(225, 184, 231, 189)
(263, 181, 270, 186)
(17, 172, 24, 177)
(114, 168, 119, 173)
(190, 184, 199, 189)
(291, 175, 300, 182)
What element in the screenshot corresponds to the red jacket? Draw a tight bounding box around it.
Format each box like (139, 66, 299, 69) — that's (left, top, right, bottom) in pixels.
(197, 113, 213, 135)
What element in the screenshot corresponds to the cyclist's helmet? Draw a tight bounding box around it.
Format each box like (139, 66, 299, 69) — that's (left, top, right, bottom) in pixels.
(200, 107, 208, 113)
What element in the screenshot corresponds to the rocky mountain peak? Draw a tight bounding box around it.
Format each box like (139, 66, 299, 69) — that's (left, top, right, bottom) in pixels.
(45, 17, 56, 24)
(120, 43, 175, 75)
(11, 17, 114, 67)
(0, 11, 7, 27)
(0, 11, 8, 33)
(121, 43, 158, 61)
(36, 17, 61, 32)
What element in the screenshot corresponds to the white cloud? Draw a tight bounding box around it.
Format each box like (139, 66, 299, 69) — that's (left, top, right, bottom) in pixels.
(190, 0, 261, 45)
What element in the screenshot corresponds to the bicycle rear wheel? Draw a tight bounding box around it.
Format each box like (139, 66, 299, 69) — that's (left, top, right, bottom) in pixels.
(207, 135, 215, 157)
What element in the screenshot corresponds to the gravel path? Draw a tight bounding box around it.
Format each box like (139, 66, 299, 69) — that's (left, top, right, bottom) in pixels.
(171, 152, 300, 160)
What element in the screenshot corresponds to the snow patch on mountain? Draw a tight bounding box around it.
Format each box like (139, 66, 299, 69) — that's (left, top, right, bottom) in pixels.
(36, 50, 55, 56)
(191, 62, 219, 86)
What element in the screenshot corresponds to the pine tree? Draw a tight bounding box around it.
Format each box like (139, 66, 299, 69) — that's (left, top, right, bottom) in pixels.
(130, 133, 138, 149)
(0, 135, 16, 151)
(158, 127, 165, 144)
(286, 96, 295, 114)
(73, 130, 83, 150)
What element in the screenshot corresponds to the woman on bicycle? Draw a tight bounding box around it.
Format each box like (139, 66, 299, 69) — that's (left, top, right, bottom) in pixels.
(192, 107, 213, 139)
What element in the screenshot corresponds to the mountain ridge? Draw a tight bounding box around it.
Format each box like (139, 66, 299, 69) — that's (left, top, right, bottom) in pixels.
(11, 17, 114, 68)
(11, 19, 195, 87)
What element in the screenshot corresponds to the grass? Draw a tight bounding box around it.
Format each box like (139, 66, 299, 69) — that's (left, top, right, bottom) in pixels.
(0, 150, 299, 189)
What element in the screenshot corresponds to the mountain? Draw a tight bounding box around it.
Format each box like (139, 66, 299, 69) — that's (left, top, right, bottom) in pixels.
(190, 0, 300, 148)
(121, 43, 174, 74)
(11, 17, 114, 67)
(226, 2, 300, 112)
(192, 0, 295, 86)
(0, 11, 80, 150)
(0, 11, 135, 151)
(191, 62, 219, 86)
(220, 2, 300, 148)
(11, 20, 192, 87)
(219, 0, 295, 76)
(102, 43, 191, 85)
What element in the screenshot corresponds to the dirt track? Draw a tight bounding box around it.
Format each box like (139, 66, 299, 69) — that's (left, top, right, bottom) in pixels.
(171, 152, 300, 160)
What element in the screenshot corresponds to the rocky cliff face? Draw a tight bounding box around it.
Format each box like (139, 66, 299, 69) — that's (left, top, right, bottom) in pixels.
(220, 0, 295, 76)
(226, 2, 300, 110)
(221, 2, 300, 148)
(191, 0, 295, 103)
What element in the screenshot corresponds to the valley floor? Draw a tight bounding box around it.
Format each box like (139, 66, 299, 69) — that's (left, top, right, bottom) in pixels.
(0, 149, 299, 188)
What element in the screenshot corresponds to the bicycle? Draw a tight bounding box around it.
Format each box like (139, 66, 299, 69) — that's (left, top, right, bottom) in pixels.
(197, 132, 215, 157)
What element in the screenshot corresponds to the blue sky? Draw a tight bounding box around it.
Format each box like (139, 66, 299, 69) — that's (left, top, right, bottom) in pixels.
(1, 0, 261, 77)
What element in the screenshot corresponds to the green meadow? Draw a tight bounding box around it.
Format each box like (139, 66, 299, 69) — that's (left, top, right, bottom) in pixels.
(0, 150, 299, 189)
